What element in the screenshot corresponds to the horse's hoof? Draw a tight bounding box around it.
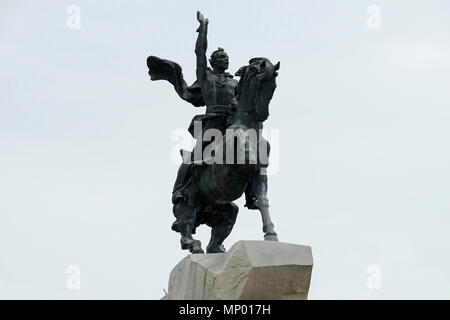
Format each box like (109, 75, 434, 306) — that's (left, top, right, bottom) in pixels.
(206, 244, 226, 253)
(264, 232, 279, 241)
(190, 240, 204, 254)
(191, 248, 204, 254)
(181, 238, 203, 252)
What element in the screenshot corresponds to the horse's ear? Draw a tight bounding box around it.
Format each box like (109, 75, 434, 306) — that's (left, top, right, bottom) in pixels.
(274, 61, 280, 70)
(256, 60, 267, 80)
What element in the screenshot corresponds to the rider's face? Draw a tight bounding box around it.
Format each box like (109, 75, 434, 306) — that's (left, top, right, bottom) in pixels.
(212, 52, 229, 70)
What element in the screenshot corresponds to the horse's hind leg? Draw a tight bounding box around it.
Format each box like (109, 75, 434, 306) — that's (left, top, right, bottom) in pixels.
(205, 202, 238, 253)
(259, 205, 278, 241)
(172, 201, 204, 254)
(245, 170, 279, 241)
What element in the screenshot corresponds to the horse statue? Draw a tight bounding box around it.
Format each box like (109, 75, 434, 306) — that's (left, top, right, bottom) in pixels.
(172, 57, 280, 253)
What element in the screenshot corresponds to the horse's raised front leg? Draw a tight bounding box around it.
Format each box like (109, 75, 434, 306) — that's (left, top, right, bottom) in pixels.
(172, 201, 204, 254)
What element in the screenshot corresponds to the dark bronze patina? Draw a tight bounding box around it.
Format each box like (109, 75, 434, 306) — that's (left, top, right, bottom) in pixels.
(147, 11, 280, 253)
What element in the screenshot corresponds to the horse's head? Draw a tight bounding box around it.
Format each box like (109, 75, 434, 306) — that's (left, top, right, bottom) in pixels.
(235, 57, 280, 122)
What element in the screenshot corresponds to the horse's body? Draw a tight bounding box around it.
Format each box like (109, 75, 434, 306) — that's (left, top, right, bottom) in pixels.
(173, 57, 280, 253)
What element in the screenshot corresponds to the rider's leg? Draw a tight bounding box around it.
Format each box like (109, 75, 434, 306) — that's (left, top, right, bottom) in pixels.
(172, 163, 191, 204)
(172, 132, 206, 204)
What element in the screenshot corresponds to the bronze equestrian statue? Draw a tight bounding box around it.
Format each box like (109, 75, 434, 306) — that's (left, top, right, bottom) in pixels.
(147, 11, 280, 253)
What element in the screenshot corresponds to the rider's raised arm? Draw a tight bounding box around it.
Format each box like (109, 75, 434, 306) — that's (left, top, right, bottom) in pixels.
(195, 11, 208, 84)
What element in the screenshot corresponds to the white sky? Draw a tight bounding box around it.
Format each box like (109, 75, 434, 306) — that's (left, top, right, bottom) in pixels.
(1, 0, 450, 299)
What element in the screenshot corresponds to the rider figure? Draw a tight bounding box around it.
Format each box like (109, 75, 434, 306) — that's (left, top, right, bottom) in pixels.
(172, 11, 239, 204)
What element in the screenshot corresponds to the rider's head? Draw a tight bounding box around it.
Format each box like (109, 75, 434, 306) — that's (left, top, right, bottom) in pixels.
(210, 47, 229, 72)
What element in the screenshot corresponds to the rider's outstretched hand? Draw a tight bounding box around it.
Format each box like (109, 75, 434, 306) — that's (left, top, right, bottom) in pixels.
(196, 11, 208, 32)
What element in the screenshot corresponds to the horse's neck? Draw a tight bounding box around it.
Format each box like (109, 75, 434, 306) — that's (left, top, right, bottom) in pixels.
(229, 76, 263, 129)
(237, 81, 254, 111)
(229, 104, 259, 130)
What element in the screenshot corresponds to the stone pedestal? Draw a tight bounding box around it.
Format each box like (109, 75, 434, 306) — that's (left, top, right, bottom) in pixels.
(164, 240, 313, 300)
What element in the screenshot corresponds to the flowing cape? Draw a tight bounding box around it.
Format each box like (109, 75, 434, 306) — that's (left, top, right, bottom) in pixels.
(146, 56, 205, 107)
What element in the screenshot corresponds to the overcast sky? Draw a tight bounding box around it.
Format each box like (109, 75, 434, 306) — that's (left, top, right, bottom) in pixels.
(1, 0, 450, 299)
